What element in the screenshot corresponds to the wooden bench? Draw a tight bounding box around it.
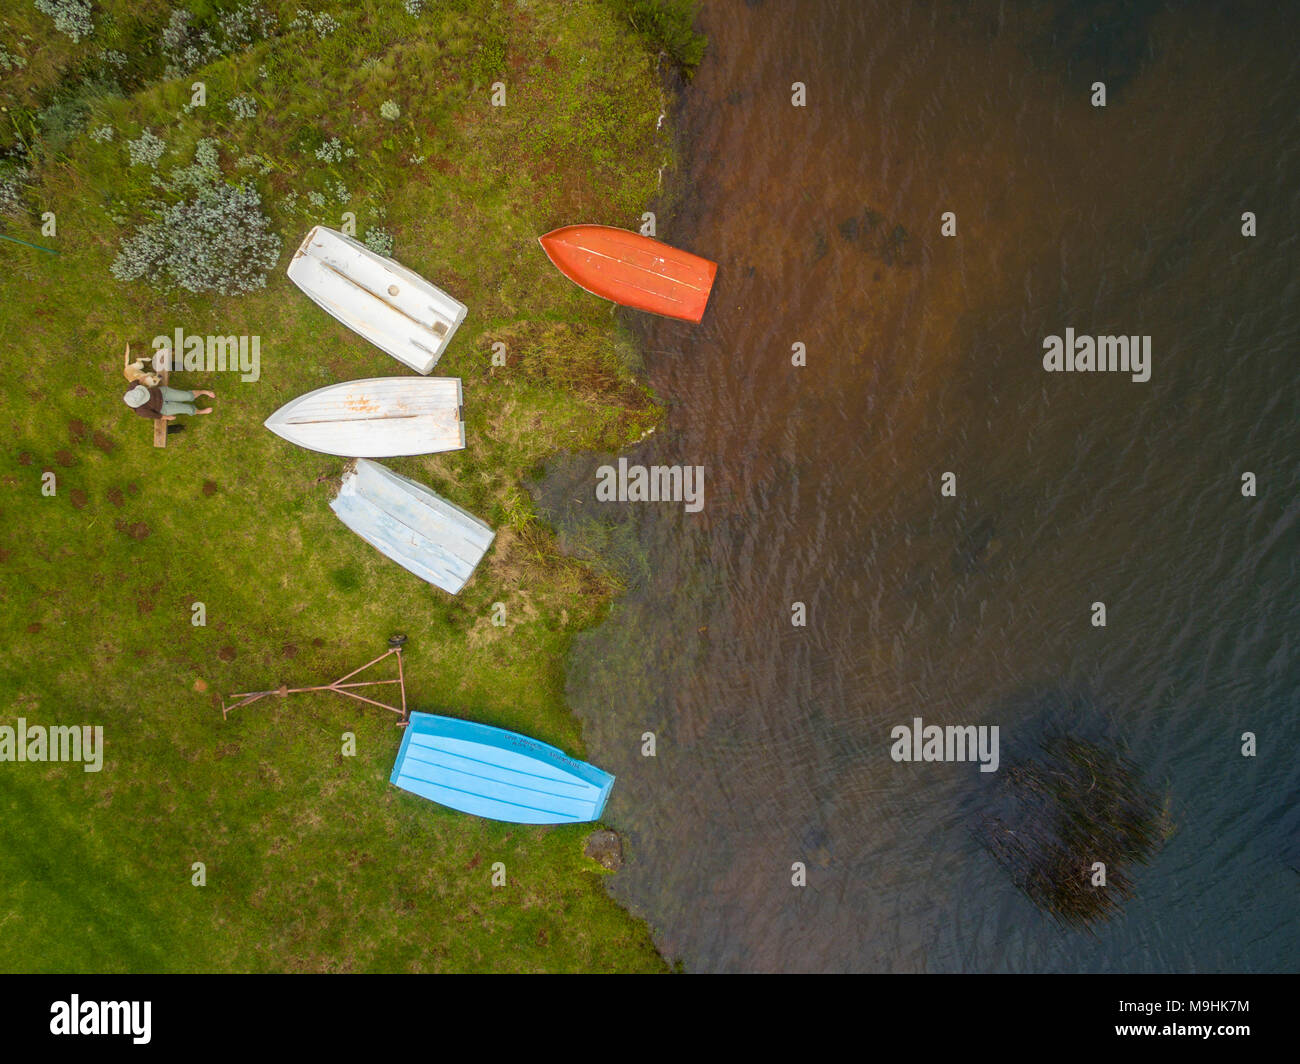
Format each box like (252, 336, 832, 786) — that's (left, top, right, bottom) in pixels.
(152, 360, 170, 448)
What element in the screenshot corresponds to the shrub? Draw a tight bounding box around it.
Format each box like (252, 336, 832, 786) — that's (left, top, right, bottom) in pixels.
(609, 0, 706, 74)
(37, 101, 83, 153)
(111, 141, 282, 296)
(217, 1, 278, 49)
(34, 0, 94, 43)
(0, 162, 32, 218)
(126, 128, 166, 168)
(166, 138, 221, 191)
(160, 4, 279, 78)
(37, 99, 87, 154)
(314, 136, 354, 162)
(289, 10, 339, 38)
(468, 33, 506, 85)
(160, 10, 220, 78)
(112, 181, 281, 295)
(363, 227, 394, 257)
(228, 94, 258, 120)
(26, 76, 120, 157)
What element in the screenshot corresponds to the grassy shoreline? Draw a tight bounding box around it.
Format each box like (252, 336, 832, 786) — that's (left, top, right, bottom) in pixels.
(0, 0, 699, 973)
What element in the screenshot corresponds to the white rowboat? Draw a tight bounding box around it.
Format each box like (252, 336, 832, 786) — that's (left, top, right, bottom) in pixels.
(331, 459, 494, 595)
(286, 226, 467, 374)
(264, 378, 465, 457)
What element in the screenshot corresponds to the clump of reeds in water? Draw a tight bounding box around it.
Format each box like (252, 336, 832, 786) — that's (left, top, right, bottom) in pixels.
(975, 736, 1169, 928)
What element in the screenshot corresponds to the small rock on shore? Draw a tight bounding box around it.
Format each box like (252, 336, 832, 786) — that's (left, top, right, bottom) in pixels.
(584, 829, 623, 871)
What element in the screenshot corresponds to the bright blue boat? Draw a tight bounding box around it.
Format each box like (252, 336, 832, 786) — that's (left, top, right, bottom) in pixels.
(390, 712, 614, 824)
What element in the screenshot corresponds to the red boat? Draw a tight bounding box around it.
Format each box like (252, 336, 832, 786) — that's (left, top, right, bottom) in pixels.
(539, 225, 717, 323)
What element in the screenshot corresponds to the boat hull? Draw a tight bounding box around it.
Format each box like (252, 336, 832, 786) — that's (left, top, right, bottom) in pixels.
(264, 377, 465, 457)
(539, 224, 717, 323)
(391, 712, 615, 824)
(330, 459, 494, 594)
(287, 226, 467, 374)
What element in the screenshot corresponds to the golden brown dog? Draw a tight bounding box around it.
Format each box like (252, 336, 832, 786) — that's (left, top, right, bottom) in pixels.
(122, 343, 162, 387)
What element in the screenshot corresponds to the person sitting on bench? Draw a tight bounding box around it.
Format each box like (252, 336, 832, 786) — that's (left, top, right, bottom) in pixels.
(123, 382, 215, 420)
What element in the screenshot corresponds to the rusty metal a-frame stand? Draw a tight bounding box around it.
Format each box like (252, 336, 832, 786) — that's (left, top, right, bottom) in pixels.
(221, 635, 409, 726)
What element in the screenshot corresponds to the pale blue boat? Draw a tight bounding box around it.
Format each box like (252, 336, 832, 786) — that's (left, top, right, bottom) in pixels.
(330, 459, 494, 594)
(390, 712, 615, 824)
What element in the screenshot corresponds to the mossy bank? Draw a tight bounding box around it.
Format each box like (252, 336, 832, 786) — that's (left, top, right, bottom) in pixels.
(0, 0, 702, 972)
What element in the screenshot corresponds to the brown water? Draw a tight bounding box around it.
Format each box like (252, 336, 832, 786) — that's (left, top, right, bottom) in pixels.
(535, 0, 1299, 972)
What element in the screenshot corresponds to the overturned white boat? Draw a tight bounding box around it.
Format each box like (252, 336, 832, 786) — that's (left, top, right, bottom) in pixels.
(264, 378, 465, 458)
(287, 226, 467, 374)
(330, 459, 494, 595)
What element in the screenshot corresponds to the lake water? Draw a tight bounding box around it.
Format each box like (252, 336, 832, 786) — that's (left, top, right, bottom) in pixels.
(534, 0, 1299, 972)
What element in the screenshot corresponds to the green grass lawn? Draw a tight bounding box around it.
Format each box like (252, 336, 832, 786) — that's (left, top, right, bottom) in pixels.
(0, 0, 696, 972)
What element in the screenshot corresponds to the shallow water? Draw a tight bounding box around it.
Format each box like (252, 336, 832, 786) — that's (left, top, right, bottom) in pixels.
(535, 0, 1299, 972)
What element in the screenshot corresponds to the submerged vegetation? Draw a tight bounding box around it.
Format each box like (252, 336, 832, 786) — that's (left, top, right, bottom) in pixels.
(975, 735, 1171, 928)
(0, 0, 705, 972)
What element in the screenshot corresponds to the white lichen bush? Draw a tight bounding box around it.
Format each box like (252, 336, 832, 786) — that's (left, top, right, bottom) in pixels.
(160, 10, 220, 78)
(90, 124, 115, 143)
(404, 0, 424, 15)
(380, 100, 400, 121)
(363, 227, 394, 257)
(112, 183, 281, 295)
(228, 94, 258, 120)
(289, 10, 339, 38)
(126, 129, 166, 168)
(0, 48, 28, 73)
(34, 0, 94, 43)
(0, 163, 32, 217)
(217, 1, 278, 48)
(161, 3, 278, 78)
(314, 137, 355, 162)
(164, 138, 221, 192)
(111, 141, 281, 296)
